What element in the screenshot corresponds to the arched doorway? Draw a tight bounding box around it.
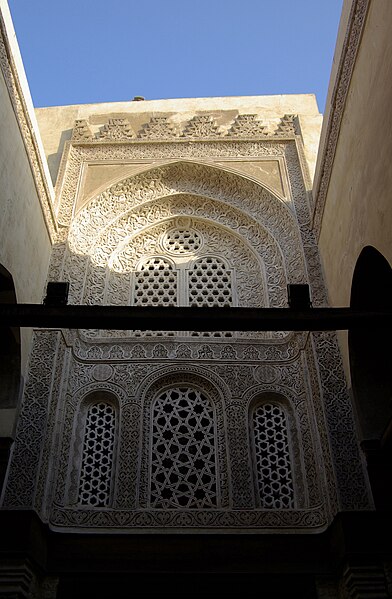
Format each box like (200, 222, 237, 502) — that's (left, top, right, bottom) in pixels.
(0, 265, 21, 493)
(349, 246, 392, 509)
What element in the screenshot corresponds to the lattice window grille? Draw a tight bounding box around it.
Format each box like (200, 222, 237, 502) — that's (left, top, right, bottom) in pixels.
(188, 257, 234, 337)
(253, 403, 294, 509)
(150, 387, 218, 508)
(133, 257, 177, 306)
(130, 255, 236, 337)
(162, 228, 203, 255)
(78, 402, 116, 507)
(188, 257, 233, 308)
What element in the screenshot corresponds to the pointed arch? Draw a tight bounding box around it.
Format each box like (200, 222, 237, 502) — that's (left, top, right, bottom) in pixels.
(68, 161, 302, 272)
(75, 158, 288, 217)
(137, 365, 231, 508)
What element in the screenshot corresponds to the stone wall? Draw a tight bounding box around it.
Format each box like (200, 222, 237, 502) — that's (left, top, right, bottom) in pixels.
(314, 0, 392, 381)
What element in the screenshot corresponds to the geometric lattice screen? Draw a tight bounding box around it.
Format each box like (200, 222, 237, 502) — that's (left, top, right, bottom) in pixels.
(131, 252, 234, 338)
(150, 387, 218, 509)
(78, 402, 116, 507)
(188, 256, 233, 337)
(253, 403, 294, 508)
(133, 257, 177, 306)
(188, 256, 233, 307)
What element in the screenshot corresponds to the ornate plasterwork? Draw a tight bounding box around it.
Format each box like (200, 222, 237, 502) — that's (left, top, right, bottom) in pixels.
(2, 331, 63, 508)
(138, 369, 230, 509)
(65, 163, 304, 288)
(98, 118, 135, 140)
(312, 0, 370, 236)
(181, 115, 222, 138)
(311, 332, 371, 510)
(227, 114, 268, 137)
(3, 105, 373, 533)
(50, 505, 326, 532)
(138, 116, 178, 139)
(72, 119, 93, 141)
(84, 211, 270, 312)
(0, 12, 56, 240)
(41, 358, 329, 531)
(71, 333, 304, 362)
(3, 321, 369, 529)
(55, 140, 288, 227)
(67, 113, 299, 145)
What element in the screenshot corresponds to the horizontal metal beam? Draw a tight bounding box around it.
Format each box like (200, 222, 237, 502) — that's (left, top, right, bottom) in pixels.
(0, 304, 391, 331)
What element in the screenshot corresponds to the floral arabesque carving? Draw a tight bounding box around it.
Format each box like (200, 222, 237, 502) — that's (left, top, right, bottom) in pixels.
(311, 332, 371, 510)
(67, 162, 301, 260)
(56, 143, 288, 227)
(2, 331, 60, 508)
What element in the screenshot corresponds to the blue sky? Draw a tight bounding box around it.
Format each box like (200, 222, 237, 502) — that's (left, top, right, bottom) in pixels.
(8, 0, 343, 112)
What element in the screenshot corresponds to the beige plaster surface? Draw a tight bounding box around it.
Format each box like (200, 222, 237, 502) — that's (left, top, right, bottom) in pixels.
(78, 163, 155, 209)
(316, 0, 392, 380)
(35, 94, 322, 186)
(216, 160, 285, 197)
(79, 158, 287, 212)
(0, 69, 51, 377)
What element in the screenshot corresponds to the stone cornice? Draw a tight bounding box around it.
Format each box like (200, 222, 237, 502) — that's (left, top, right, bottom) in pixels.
(312, 0, 370, 238)
(0, 9, 57, 241)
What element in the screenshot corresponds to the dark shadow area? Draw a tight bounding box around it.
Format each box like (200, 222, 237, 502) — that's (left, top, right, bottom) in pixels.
(56, 572, 317, 599)
(349, 246, 392, 509)
(0, 264, 21, 493)
(0, 264, 21, 409)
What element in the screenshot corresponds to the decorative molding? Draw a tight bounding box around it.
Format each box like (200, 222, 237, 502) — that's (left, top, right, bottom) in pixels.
(0, 11, 57, 240)
(69, 114, 299, 144)
(55, 140, 288, 229)
(227, 114, 268, 137)
(312, 0, 371, 237)
(49, 505, 327, 532)
(72, 119, 93, 141)
(181, 115, 222, 138)
(98, 118, 136, 140)
(311, 332, 371, 510)
(274, 114, 299, 137)
(138, 116, 179, 139)
(71, 336, 303, 363)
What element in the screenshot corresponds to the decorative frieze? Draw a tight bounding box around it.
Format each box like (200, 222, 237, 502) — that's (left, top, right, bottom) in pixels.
(69, 113, 301, 144)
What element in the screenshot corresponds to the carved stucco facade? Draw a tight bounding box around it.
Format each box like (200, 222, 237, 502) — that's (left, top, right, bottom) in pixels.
(2, 106, 372, 533)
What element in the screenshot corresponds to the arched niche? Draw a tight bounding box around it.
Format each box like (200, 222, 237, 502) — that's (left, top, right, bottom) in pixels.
(0, 264, 21, 494)
(248, 391, 306, 509)
(0, 265, 21, 410)
(349, 246, 392, 510)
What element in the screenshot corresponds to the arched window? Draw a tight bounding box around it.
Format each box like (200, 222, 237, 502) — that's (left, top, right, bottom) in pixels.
(130, 253, 234, 337)
(133, 256, 177, 306)
(78, 400, 117, 507)
(149, 387, 218, 508)
(252, 401, 294, 509)
(188, 256, 233, 307)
